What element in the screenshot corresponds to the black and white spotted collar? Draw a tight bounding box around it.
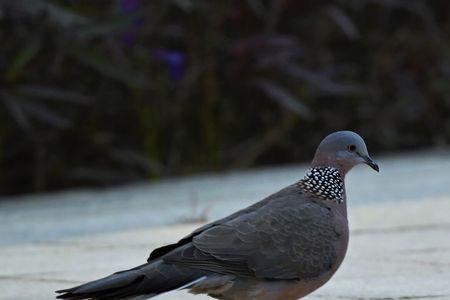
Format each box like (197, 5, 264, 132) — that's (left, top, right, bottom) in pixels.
(298, 167, 344, 203)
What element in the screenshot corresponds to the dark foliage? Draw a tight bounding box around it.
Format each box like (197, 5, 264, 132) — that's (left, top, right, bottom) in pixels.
(0, 0, 449, 195)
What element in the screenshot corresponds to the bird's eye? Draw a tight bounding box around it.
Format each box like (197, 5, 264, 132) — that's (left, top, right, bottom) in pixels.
(347, 144, 356, 152)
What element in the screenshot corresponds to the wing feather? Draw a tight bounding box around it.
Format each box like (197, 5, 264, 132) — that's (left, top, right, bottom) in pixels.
(163, 194, 339, 280)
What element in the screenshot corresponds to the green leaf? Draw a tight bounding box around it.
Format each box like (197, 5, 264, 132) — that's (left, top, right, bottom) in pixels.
(67, 47, 148, 89)
(13, 0, 90, 27)
(172, 0, 193, 12)
(16, 84, 93, 104)
(5, 39, 41, 82)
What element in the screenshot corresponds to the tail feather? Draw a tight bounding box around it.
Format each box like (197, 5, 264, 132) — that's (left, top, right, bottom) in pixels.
(57, 265, 146, 295)
(58, 276, 146, 300)
(56, 261, 207, 299)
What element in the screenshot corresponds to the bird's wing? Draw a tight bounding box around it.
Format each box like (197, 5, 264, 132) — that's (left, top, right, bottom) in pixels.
(163, 195, 339, 280)
(147, 185, 298, 261)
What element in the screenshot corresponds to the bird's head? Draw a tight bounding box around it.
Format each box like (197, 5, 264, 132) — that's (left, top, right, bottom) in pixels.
(311, 131, 379, 176)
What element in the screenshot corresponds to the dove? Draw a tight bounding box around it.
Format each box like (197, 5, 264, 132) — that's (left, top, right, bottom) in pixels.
(56, 130, 378, 300)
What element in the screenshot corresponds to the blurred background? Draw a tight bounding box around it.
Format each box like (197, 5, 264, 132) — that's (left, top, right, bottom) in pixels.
(1, 0, 450, 195)
(2, 2, 450, 299)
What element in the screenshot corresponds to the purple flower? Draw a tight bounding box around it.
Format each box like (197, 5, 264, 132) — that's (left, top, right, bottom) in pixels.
(133, 16, 145, 28)
(153, 49, 186, 83)
(118, 3, 145, 47)
(121, 31, 136, 46)
(120, 0, 139, 13)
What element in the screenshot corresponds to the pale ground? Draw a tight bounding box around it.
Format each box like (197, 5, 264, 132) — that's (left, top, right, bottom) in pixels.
(1, 151, 450, 300)
(2, 197, 450, 300)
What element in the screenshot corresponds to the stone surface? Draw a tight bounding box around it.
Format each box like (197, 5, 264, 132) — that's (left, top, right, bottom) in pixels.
(2, 197, 450, 300)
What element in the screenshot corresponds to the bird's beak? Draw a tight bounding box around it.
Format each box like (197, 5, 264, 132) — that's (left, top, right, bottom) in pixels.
(358, 153, 379, 172)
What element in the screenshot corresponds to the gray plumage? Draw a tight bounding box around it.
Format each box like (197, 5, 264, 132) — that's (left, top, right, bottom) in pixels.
(56, 130, 378, 300)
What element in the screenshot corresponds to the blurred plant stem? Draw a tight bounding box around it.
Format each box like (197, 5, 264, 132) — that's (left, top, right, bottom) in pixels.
(200, 66, 219, 167)
(33, 138, 46, 191)
(138, 101, 161, 178)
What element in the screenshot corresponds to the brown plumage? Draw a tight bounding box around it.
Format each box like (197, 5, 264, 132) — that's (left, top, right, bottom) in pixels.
(56, 131, 378, 300)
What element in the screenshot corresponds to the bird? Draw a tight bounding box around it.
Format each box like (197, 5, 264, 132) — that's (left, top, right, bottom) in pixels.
(56, 130, 379, 300)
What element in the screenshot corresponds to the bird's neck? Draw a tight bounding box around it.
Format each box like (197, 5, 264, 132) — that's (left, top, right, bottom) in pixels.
(298, 167, 346, 205)
(311, 151, 353, 177)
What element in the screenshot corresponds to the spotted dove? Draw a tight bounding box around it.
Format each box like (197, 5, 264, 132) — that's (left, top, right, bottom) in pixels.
(56, 131, 379, 300)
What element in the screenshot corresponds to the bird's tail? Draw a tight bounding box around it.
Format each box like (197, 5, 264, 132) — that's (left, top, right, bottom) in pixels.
(55, 260, 206, 299)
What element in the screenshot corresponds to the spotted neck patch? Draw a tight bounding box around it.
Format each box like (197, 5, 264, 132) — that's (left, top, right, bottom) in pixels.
(298, 167, 344, 203)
